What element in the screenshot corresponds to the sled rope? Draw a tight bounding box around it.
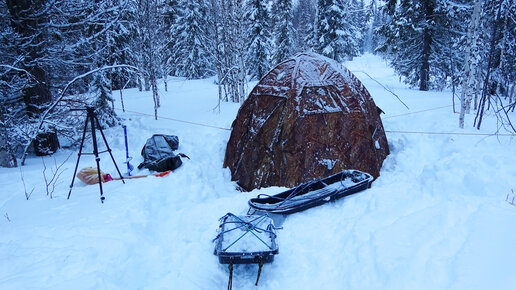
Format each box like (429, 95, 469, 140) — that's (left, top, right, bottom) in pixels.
(213, 215, 276, 245)
(220, 214, 272, 251)
(227, 263, 233, 290)
(275, 180, 319, 208)
(270, 173, 353, 209)
(116, 108, 515, 137)
(255, 260, 264, 286)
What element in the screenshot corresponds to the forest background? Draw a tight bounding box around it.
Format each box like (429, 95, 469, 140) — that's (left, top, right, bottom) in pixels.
(0, 0, 515, 168)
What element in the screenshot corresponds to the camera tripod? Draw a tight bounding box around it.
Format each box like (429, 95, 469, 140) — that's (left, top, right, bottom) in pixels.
(67, 107, 125, 203)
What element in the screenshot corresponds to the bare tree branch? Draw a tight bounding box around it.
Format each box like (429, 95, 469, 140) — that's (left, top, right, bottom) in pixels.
(20, 64, 139, 165)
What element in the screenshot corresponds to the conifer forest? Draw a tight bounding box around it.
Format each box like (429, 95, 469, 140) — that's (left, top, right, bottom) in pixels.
(0, 0, 515, 167)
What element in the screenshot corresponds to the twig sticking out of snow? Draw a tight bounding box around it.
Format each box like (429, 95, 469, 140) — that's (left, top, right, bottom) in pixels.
(19, 167, 34, 200)
(42, 152, 73, 199)
(506, 189, 515, 206)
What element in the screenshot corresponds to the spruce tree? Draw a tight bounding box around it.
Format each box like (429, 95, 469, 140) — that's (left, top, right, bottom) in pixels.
(160, 0, 181, 89)
(91, 72, 119, 128)
(293, 0, 316, 53)
(499, 0, 515, 110)
(378, 0, 440, 91)
(272, 0, 296, 64)
(173, 0, 212, 79)
(314, 0, 360, 62)
(245, 0, 273, 80)
(352, 0, 367, 54)
(210, 0, 247, 103)
(363, 0, 382, 53)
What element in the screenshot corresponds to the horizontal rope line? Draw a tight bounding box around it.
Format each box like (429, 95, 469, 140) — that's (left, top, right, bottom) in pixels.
(383, 105, 453, 119)
(385, 130, 515, 137)
(115, 108, 515, 137)
(115, 108, 232, 131)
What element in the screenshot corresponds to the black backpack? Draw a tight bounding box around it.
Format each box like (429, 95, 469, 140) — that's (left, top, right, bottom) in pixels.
(137, 134, 186, 172)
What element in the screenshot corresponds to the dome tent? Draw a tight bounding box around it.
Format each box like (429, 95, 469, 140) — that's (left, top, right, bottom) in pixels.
(224, 52, 389, 191)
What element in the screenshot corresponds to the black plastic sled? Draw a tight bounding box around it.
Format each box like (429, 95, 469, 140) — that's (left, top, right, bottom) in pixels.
(213, 213, 278, 265)
(248, 169, 373, 215)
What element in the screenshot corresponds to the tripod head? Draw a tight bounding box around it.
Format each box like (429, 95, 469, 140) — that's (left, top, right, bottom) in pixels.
(71, 106, 96, 115)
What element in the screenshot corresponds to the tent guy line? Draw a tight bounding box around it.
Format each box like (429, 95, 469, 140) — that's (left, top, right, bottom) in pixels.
(385, 130, 515, 137)
(351, 70, 410, 110)
(114, 107, 515, 137)
(383, 105, 453, 119)
(114, 108, 232, 131)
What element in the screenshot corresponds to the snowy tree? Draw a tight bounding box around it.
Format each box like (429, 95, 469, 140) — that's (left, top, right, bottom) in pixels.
(272, 0, 296, 64)
(1, 0, 138, 166)
(90, 72, 119, 128)
(173, 0, 212, 79)
(489, 0, 516, 107)
(209, 0, 248, 103)
(377, 0, 444, 91)
(430, 1, 469, 91)
(499, 0, 516, 111)
(4, 0, 60, 157)
(352, 0, 367, 54)
(86, 0, 133, 126)
(160, 0, 181, 91)
(107, 1, 140, 93)
(472, 0, 516, 131)
(363, 0, 383, 53)
(455, 0, 515, 131)
(293, 0, 316, 53)
(134, 0, 162, 119)
(459, 0, 483, 128)
(245, 0, 273, 80)
(0, 8, 20, 167)
(313, 0, 360, 62)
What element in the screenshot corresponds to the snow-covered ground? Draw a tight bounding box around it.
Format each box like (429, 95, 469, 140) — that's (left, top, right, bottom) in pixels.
(1, 54, 515, 289)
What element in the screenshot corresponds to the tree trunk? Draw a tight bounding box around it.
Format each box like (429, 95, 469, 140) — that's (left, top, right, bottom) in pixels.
(163, 73, 168, 92)
(419, 0, 434, 91)
(459, 0, 482, 128)
(475, 1, 502, 130)
(0, 109, 17, 168)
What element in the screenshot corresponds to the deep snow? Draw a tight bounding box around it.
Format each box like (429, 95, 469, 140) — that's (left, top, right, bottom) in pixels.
(1, 54, 516, 290)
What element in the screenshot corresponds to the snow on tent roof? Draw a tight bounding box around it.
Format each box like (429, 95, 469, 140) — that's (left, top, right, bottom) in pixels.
(253, 52, 360, 100)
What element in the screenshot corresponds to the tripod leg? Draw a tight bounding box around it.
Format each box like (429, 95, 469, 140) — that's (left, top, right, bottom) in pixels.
(89, 110, 105, 203)
(67, 114, 90, 199)
(95, 115, 125, 184)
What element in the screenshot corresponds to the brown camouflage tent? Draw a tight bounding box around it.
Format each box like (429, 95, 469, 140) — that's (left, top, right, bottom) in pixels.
(224, 52, 389, 191)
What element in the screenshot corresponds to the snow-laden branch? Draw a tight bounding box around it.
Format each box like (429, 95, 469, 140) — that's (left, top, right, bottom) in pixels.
(0, 64, 39, 83)
(65, 0, 129, 51)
